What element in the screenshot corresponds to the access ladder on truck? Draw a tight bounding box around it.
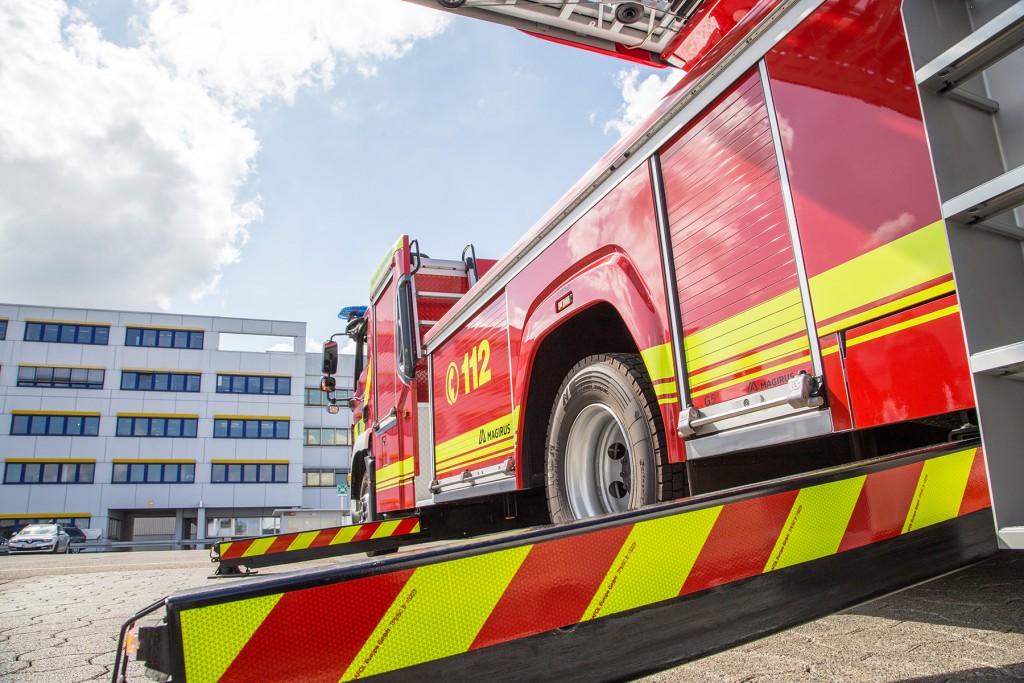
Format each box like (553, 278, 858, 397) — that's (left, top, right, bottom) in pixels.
(903, 0, 1024, 549)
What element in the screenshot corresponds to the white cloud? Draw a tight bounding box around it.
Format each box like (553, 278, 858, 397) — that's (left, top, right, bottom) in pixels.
(0, 0, 448, 311)
(141, 0, 448, 109)
(604, 67, 684, 138)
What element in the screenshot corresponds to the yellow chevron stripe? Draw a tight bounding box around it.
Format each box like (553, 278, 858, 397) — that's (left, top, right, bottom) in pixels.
(764, 476, 866, 572)
(181, 593, 284, 683)
(240, 536, 276, 559)
(331, 525, 361, 546)
(903, 448, 976, 534)
(847, 304, 959, 350)
(371, 520, 403, 540)
(640, 343, 675, 382)
(287, 531, 320, 552)
(582, 506, 721, 621)
(341, 545, 532, 680)
(809, 220, 952, 332)
(689, 354, 809, 400)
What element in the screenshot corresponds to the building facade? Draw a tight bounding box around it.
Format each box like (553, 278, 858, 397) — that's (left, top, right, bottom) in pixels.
(0, 303, 353, 544)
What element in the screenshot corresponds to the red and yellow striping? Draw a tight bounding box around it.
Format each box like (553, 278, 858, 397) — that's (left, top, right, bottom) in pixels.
(181, 447, 988, 682)
(217, 518, 421, 563)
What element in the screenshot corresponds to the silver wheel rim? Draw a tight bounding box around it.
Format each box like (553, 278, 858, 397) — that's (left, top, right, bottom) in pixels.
(564, 404, 632, 519)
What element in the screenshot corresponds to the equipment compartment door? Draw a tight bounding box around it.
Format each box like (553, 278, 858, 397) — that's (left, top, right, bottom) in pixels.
(430, 293, 516, 496)
(662, 69, 820, 450)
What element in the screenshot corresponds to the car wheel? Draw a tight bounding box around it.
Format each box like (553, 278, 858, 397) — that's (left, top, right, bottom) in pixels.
(545, 353, 687, 524)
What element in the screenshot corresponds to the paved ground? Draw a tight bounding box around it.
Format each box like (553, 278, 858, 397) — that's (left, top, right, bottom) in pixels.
(0, 549, 1021, 682)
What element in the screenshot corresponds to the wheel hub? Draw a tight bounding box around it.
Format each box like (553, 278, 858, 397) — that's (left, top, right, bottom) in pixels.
(564, 404, 632, 518)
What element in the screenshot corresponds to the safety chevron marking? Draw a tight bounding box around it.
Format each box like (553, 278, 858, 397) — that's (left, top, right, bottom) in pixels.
(179, 447, 990, 683)
(217, 517, 421, 563)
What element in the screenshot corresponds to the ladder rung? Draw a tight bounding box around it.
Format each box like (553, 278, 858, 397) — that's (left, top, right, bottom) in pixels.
(942, 164, 1024, 224)
(970, 341, 1024, 378)
(916, 3, 1024, 91)
(998, 527, 1024, 550)
(416, 291, 463, 301)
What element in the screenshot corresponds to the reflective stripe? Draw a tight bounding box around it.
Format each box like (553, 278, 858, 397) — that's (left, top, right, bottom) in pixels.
(181, 593, 284, 683)
(582, 506, 721, 621)
(810, 220, 953, 334)
(341, 546, 532, 680)
(904, 448, 976, 533)
(764, 476, 866, 572)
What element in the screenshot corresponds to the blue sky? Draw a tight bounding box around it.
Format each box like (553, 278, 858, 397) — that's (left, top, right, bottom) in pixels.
(0, 0, 675, 349)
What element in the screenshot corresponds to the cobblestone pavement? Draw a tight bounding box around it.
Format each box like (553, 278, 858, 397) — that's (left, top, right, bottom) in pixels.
(0, 550, 1021, 682)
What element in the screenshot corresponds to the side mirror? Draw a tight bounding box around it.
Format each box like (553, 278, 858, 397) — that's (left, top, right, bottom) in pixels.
(322, 340, 339, 375)
(320, 376, 336, 393)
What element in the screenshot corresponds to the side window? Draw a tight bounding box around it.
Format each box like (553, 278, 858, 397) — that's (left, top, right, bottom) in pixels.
(395, 277, 417, 383)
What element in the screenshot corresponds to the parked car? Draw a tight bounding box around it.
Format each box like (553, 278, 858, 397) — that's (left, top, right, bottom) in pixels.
(64, 526, 87, 553)
(0, 534, 8, 555)
(8, 524, 73, 553)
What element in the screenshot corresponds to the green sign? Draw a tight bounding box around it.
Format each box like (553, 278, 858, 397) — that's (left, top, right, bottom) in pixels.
(337, 483, 348, 496)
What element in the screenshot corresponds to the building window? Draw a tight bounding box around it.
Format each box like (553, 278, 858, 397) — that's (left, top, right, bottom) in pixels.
(0, 319, 7, 340)
(24, 321, 109, 345)
(216, 374, 291, 395)
(303, 469, 344, 487)
(111, 461, 196, 484)
(304, 427, 351, 446)
(115, 415, 199, 438)
(211, 462, 288, 483)
(121, 370, 201, 392)
(304, 387, 352, 406)
(17, 366, 105, 389)
(206, 517, 280, 538)
(10, 413, 100, 436)
(4, 460, 96, 484)
(125, 326, 204, 349)
(213, 417, 289, 439)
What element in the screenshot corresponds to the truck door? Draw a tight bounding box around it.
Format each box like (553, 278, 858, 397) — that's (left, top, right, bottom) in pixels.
(369, 237, 419, 513)
(666, 69, 826, 459)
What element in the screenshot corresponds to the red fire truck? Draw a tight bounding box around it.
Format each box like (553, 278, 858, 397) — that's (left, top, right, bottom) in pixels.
(122, 0, 1024, 680)
(321, 0, 1021, 542)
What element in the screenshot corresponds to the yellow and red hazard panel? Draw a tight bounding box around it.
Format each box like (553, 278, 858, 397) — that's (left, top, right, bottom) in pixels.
(178, 445, 989, 683)
(216, 517, 421, 566)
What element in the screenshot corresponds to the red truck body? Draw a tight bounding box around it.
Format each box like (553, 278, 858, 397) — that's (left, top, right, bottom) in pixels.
(345, 0, 976, 524)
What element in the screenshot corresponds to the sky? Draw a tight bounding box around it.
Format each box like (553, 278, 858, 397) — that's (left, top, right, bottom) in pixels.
(0, 0, 682, 351)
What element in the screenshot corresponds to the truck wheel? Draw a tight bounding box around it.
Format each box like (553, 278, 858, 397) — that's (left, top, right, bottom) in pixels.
(546, 353, 683, 523)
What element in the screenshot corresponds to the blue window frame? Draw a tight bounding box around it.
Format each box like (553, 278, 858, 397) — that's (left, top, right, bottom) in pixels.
(115, 416, 198, 438)
(10, 414, 100, 436)
(211, 462, 288, 483)
(216, 374, 291, 395)
(125, 327, 204, 349)
(24, 322, 109, 345)
(111, 462, 196, 484)
(213, 418, 289, 439)
(18, 366, 105, 389)
(3, 461, 95, 484)
(0, 319, 7, 340)
(121, 371, 201, 392)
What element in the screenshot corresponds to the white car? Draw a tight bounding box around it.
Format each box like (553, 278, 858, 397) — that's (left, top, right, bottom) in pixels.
(8, 524, 73, 553)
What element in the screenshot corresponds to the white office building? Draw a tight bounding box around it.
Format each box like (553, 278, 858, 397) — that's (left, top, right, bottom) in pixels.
(0, 303, 353, 545)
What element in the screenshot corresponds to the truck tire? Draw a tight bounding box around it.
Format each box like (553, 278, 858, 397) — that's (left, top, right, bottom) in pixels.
(545, 353, 685, 523)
